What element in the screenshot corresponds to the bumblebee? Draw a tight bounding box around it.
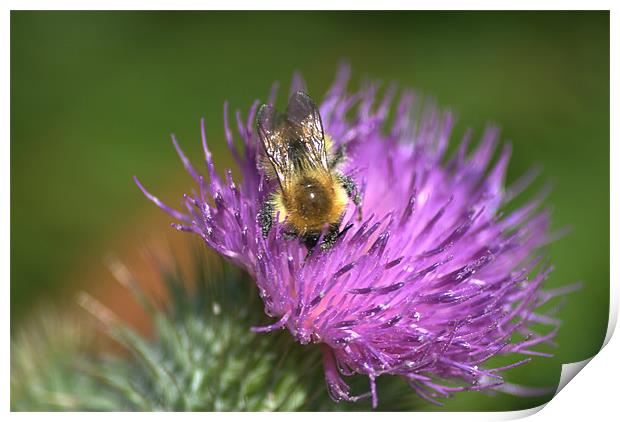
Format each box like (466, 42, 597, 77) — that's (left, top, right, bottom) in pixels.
(257, 91, 362, 251)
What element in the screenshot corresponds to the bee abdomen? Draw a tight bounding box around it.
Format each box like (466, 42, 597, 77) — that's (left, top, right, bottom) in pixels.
(275, 175, 349, 236)
(291, 177, 333, 221)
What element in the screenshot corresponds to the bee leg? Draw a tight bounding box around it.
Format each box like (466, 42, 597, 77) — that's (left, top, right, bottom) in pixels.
(301, 233, 321, 251)
(319, 223, 353, 252)
(302, 223, 352, 262)
(258, 201, 274, 237)
(302, 227, 338, 256)
(340, 174, 363, 222)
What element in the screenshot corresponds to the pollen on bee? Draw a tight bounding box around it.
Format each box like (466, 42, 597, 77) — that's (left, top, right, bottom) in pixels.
(271, 191, 289, 223)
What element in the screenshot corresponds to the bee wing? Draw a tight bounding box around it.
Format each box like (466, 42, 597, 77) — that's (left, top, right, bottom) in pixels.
(285, 91, 328, 170)
(257, 103, 293, 186)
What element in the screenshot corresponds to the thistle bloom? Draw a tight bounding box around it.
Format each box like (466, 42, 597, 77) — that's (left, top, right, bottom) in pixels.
(135, 66, 575, 407)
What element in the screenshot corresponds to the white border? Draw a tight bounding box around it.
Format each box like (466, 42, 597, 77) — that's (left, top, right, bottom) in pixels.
(4, 2, 617, 420)
(0, 1, 616, 10)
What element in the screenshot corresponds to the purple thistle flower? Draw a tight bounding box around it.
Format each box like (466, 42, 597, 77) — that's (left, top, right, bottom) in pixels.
(135, 65, 578, 408)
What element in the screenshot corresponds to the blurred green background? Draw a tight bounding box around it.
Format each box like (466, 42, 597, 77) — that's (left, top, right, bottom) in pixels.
(11, 11, 609, 411)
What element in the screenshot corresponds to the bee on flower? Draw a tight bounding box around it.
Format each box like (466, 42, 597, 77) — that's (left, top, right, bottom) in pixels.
(135, 65, 577, 408)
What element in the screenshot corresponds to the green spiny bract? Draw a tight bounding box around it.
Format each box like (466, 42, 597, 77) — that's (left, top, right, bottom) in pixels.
(11, 252, 328, 411)
(10, 311, 122, 411)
